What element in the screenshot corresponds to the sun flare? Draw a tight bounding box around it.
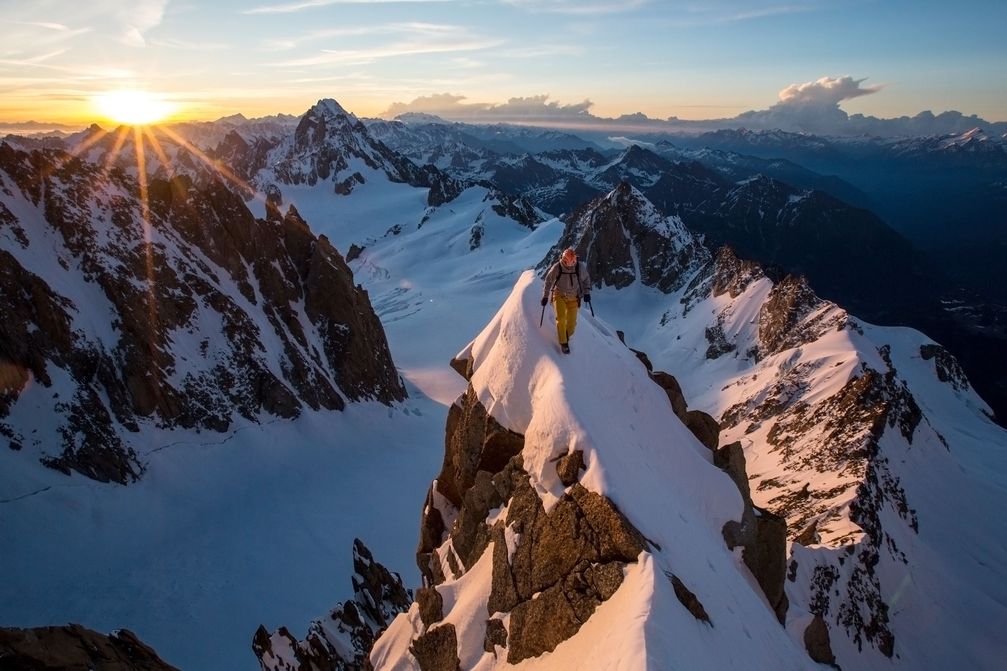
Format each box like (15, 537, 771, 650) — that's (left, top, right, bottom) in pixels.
(93, 90, 176, 126)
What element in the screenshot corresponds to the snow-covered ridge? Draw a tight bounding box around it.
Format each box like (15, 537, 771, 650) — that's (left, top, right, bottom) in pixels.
(370, 271, 817, 670)
(598, 244, 1007, 670)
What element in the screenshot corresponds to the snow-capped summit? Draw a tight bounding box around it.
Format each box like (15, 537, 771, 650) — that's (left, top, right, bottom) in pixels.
(936, 126, 1005, 152)
(263, 98, 463, 206)
(594, 144, 672, 188)
(545, 182, 708, 293)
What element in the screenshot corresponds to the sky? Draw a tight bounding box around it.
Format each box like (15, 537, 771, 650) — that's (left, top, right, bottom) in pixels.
(1, 0, 1006, 127)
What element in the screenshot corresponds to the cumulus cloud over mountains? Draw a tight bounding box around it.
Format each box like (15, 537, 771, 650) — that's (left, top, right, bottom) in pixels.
(382, 75, 1005, 138)
(381, 93, 595, 122)
(778, 75, 883, 106)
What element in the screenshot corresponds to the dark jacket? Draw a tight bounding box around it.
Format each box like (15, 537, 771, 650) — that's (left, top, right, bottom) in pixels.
(543, 260, 591, 300)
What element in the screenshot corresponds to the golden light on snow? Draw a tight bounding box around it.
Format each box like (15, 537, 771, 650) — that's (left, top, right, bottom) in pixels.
(92, 90, 176, 126)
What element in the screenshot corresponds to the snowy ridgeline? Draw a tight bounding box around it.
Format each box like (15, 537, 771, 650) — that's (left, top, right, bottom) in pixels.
(364, 260, 1006, 670)
(371, 271, 816, 670)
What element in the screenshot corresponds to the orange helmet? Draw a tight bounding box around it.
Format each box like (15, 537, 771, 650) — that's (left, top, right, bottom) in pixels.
(560, 248, 577, 266)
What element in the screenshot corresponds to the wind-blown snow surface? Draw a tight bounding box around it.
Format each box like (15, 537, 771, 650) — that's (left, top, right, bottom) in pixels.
(0, 396, 442, 670)
(372, 271, 816, 670)
(596, 276, 1007, 670)
(268, 170, 563, 405)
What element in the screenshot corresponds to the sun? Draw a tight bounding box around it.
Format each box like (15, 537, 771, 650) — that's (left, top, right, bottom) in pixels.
(93, 90, 176, 126)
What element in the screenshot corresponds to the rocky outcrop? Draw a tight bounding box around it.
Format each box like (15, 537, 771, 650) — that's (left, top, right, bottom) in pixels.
(678, 243, 942, 662)
(542, 181, 709, 293)
(920, 343, 970, 391)
(759, 275, 846, 356)
(668, 573, 711, 625)
(0, 623, 178, 670)
(410, 624, 460, 671)
(253, 539, 411, 671)
(406, 357, 651, 665)
(716, 441, 789, 624)
(0, 143, 405, 483)
(804, 615, 838, 667)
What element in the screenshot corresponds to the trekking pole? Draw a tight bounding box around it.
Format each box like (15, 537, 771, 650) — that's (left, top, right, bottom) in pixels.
(539, 303, 546, 327)
(588, 300, 595, 318)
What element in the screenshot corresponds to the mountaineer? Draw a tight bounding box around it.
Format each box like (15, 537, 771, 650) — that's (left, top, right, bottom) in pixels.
(541, 247, 592, 354)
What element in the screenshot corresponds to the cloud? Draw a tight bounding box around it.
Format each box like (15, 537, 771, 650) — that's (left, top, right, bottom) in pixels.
(777, 75, 883, 107)
(261, 22, 466, 51)
(267, 24, 501, 67)
(243, 0, 454, 15)
(503, 0, 647, 15)
(380, 93, 594, 122)
(118, 0, 169, 46)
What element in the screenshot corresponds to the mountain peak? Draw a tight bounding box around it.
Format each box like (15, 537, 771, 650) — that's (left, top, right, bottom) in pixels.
(550, 185, 708, 293)
(309, 98, 356, 122)
(215, 112, 249, 124)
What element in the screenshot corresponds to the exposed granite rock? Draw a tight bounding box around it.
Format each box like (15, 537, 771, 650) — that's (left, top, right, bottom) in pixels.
(483, 618, 507, 653)
(410, 624, 460, 671)
(759, 275, 837, 355)
(704, 322, 737, 360)
(416, 587, 444, 629)
(448, 356, 473, 381)
(508, 583, 580, 663)
(253, 539, 411, 671)
(435, 385, 524, 509)
(650, 371, 687, 420)
(717, 441, 789, 624)
(346, 243, 365, 262)
(488, 525, 520, 615)
(714, 441, 750, 500)
(555, 449, 585, 486)
(668, 573, 711, 625)
(685, 410, 720, 451)
(920, 343, 970, 391)
(804, 615, 838, 667)
(0, 623, 178, 670)
(417, 483, 448, 585)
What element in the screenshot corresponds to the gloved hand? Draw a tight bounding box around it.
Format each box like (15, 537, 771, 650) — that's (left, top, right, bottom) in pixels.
(583, 293, 592, 303)
(540, 297, 548, 307)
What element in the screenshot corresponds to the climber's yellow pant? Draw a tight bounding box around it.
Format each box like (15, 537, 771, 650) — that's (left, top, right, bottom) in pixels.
(553, 295, 580, 345)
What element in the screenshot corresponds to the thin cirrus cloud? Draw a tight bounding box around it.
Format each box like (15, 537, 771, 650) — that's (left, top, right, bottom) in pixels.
(267, 23, 503, 67)
(243, 0, 457, 15)
(270, 37, 504, 67)
(502, 0, 648, 15)
(262, 22, 462, 51)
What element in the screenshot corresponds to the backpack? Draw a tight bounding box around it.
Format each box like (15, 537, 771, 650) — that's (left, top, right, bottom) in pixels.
(556, 261, 583, 297)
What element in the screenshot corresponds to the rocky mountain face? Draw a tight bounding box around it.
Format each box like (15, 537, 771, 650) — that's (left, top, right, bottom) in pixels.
(0, 141, 405, 483)
(263, 100, 463, 206)
(253, 539, 412, 671)
(0, 624, 178, 670)
(563, 187, 1006, 668)
(650, 140, 874, 210)
(542, 182, 708, 293)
